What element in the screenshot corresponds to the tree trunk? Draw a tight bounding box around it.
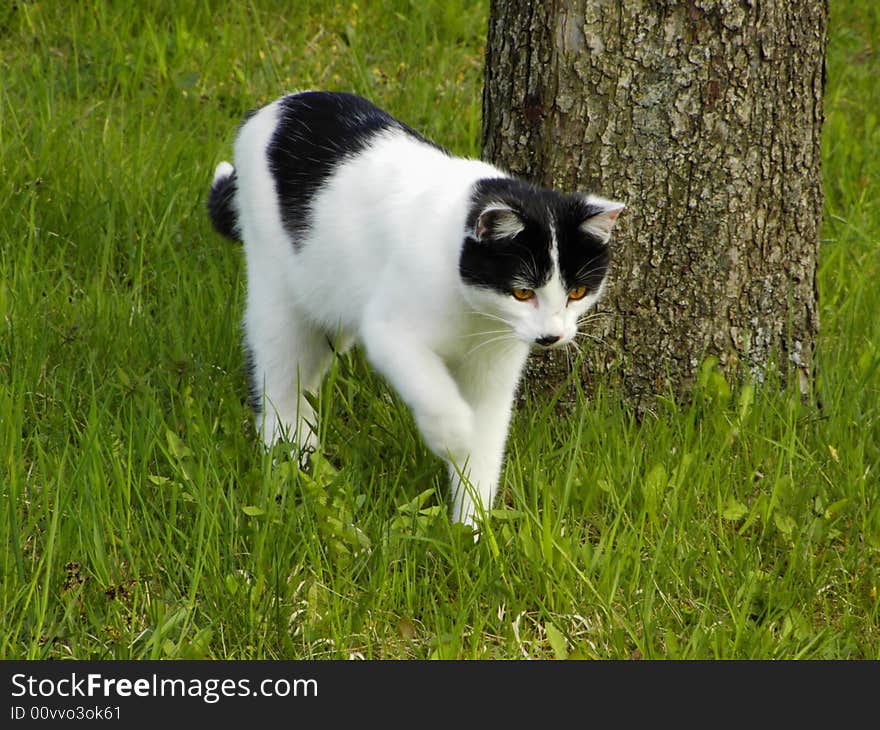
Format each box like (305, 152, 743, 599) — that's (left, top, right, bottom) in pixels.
(482, 0, 826, 408)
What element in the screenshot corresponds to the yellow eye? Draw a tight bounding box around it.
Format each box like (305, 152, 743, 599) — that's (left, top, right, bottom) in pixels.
(568, 286, 588, 301)
(512, 288, 536, 301)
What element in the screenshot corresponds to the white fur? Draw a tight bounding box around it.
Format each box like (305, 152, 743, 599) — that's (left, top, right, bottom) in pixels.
(224, 100, 612, 528)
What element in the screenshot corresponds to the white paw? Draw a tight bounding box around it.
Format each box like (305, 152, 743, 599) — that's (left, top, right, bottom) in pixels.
(450, 492, 480, 529)
(259, 415, 319, 461)
(448, 467, 495, 531)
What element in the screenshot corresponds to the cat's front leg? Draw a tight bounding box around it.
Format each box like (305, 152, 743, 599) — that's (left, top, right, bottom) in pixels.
(446, 426, 508, 528)
(361, 324, 474, 465)
(449, 346, 530, 527)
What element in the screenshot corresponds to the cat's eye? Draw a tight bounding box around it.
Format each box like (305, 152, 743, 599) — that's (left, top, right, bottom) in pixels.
(568, 286, 588, 301)
(512, 288, 536, 301)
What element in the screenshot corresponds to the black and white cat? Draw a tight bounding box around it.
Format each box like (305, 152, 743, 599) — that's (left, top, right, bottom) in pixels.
(208, 91, 624, 527)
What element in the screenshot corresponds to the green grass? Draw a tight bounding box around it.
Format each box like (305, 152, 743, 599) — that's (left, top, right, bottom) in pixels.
(1, 0, 877, 659)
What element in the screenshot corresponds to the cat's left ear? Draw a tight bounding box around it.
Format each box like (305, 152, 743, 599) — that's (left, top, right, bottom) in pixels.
(580, 195, 626, 244)
(474, 205, 525, 242)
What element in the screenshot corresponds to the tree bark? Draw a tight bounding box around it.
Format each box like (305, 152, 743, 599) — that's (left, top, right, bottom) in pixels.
(482, 0, 826, 408)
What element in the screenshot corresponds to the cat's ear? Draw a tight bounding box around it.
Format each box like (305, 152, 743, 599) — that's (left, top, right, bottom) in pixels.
(474, 205, 525, 241)
(580, 195, 625, 244)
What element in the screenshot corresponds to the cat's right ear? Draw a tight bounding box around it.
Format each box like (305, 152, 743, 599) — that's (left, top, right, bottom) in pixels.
(581, 195, 625, 244)
(474, 205, 525, 242)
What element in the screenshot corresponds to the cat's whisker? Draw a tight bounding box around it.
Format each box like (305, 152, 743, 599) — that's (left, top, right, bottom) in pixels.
(576, 312, 606, 328)
(574, 330, 610, 344)
(459, 328, 515, 339)
(576, 321, 604, 333)
(465, 328, 517, 344)
(557, 339, 593, 375)
(573, 332, 618, 355)
(465, 333, 519, 358)
(563, 342, 572, 373)
(574, 262, 604, 279)
(465, 310, 517, 329)
(526, 251, 542, 284)
(465, 308, 511, 322)
(468, 331, 519, 349)
(572, 255, 607, 281)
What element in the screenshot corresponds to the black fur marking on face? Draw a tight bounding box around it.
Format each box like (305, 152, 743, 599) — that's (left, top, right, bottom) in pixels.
(460, 178, 553, 295)
(556, 197, 611, 293)
(266, 91, 445, 250)
(460, 178, 610, 297)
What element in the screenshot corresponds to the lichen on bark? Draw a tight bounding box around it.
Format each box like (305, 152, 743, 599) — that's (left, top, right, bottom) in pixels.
(483, 0, 826, 409)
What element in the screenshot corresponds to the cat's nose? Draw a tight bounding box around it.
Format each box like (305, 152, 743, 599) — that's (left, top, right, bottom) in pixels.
(535, 334, 562, 347)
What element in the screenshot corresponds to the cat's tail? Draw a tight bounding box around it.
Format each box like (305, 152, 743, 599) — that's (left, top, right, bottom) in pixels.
(207, 161, 240, 241)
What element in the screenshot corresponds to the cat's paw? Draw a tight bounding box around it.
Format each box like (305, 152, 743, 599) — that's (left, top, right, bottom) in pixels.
(259, 415, 319, 462)
(415, 399, 475, 461)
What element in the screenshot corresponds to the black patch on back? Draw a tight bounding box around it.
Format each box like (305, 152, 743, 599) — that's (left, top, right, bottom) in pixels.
(264, 91, 445, 249)
(459, 178, 610, 296)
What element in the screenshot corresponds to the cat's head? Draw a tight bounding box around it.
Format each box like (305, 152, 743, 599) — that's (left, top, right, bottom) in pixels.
(459, 177, 624, 348)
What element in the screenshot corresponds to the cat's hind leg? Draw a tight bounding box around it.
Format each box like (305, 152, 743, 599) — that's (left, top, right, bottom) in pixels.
(243, 293, 334, 461)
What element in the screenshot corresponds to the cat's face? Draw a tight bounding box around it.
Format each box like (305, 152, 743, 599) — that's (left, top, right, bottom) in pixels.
(459, 179, 623, 349)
